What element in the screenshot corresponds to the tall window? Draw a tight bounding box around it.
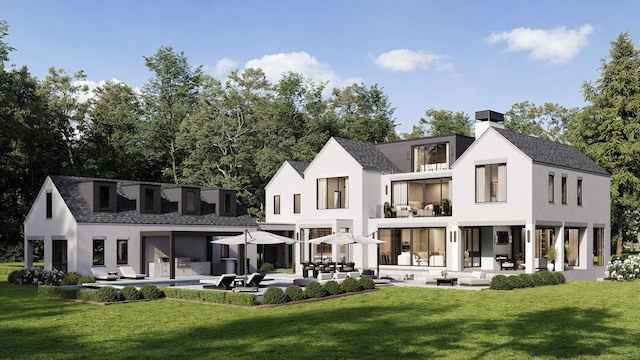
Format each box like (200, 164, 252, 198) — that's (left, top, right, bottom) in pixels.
(98, 186, 111, 210)
(475, 163, 507, 203)
(93, 239, 105, 266)
(317, 177, 348, 209)
(378, 227, 446, 266)
(274, 195, 281, 214)
(561, 176, 567, 205)
(224, 193, 232, 214)
(577, 179, 583, 206)
(548, 175, 555, 203)
(117, 239, 128, 265)
(593, 228, 604, 266)
(414, 143, 448, 171)
(220, 244, 229, 258)
(144, 188, 158, 213)
(293, 194, 301, 214)
(186, 190, 197, 214)
(46, 192, 53, 219)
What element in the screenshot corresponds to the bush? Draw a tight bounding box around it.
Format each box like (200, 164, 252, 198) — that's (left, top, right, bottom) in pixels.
(517, 273, 534, 288)
(61, 272, 82, 285)
(304, 281, 327, 298)
(530, 273, 544, 287)
(489, 275, 512, 290)
(341, 277, 362, 293)
(139, 284, 163, 299)
(7, 269, 24, 284)
(78, 275, 96, 284)
(259, 262, 274, 273)
(225, 292, 258, 306)
(121, 286, 142, 301)
(358, 276, 375, 290)
(606, 255, 640, 281)
(11, 267, 64, 285)
(323, 280, 343, 295)
(552, 272, 566, 284)
(285, 285, 306, 301)
(96, 286, 119, 303)
(262, 286, 289, 304)
(538, 271, 556, 286)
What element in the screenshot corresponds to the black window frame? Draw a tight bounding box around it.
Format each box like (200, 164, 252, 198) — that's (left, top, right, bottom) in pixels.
(93, 239, 105, 266)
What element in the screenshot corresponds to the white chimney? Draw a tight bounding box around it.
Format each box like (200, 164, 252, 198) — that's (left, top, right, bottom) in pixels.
(474, 110, 504, 139)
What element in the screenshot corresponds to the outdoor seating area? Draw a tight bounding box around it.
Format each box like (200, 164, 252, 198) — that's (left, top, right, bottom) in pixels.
(301, 261, 356, 278)
(118, 266, 146, 279)
(90, 267, 119, 281)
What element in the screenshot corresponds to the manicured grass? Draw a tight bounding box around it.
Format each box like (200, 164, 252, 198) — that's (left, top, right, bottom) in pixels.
(2, 275, 639, 359)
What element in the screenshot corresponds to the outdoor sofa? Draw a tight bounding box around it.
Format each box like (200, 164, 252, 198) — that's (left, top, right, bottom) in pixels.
(458, 271, 491, 286)
(118, 265, 146, 279)
(91, 267, 119, 281)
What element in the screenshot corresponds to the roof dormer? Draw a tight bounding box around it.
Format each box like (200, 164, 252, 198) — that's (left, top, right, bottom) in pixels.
(122, 183, 162, 214)
(79, 180, 117, 213)
(165, 186, 201, 215)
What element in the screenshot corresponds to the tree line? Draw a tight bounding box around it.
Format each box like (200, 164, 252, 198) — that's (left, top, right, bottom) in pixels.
(1, 18, 638, 259)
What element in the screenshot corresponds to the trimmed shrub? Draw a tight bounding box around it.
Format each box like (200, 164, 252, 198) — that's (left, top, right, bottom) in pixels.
(285, 284, 306, 301)
(341, 277, 362, 293)
(78, 275, 96, 284)
(259, 262, 274, 273)
(323, 280, 343, 295)
(96, 286, 119, 303)
(262, 286, 289, 304)
(225, 292, 258, 306)
(77, 289, 99, 302)
(7, 269, 24, 284)
(530, 273, 544, 287)
(358, 276, 375, 290)
(304, 281, 327, 298)
(538, 271, 556, 286)
(517, 273, 534, 288)
(139, 284, 163, 300)
(489, 275, 512, 290)
(61, 272, 82, 286)
(121, 286, 142, 301)
(552, 272, 566, 284)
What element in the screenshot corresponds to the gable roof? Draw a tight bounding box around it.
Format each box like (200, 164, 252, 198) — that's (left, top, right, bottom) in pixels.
(286, 160, 309, 178)
(49, 175, 257, 226)
(493, 128, 609, 176)
(333, 137, 401, 173)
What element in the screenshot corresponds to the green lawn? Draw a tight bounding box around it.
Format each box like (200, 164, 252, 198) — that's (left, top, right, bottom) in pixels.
(1, 275, 638, 359)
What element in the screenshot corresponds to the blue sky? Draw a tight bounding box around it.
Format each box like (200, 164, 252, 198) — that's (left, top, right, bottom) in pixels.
(4, 1, 640, 134)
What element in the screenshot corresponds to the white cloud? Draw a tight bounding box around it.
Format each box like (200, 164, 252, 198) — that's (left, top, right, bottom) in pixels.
(210, 57, 238, 77)
(72, 78, 141, 103)
(486, 24, 594, 65)
(244, 51, 361, 91)
(374, 49, 454, 73)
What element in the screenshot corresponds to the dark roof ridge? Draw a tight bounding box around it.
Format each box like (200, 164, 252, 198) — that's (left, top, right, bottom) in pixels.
(332, 137, 401, 173)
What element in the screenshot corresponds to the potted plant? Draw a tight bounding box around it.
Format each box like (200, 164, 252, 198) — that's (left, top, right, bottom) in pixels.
(564, 245, 572, 266)
(442, 199, 451, 215)
(384, 202, 392, 218)
(390, 206, 397, 218)
(155, 249, 169, 263)
(545, 246, 556, 271)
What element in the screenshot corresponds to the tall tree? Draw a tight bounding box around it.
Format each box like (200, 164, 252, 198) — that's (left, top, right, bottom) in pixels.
(572, 31, 640, 256)
(404, 109, 473, 138)
(330, 83, 398, 143)
(143, 46, 202, 183)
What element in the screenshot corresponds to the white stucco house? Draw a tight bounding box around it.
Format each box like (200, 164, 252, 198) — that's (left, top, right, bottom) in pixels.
(265, 110, 611, 280)
(23, 176, 293, 278)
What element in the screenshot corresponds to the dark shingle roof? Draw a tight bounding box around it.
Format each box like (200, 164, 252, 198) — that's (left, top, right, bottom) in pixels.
(49, 175, 257, 226)
(286, 161, 309, 178)
(333, 137, 401, 173)
(493, 128, 609, 176)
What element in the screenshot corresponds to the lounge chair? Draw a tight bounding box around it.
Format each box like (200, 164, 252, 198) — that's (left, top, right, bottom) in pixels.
(91, 267, 119, 281)
(245, 273, 265, 287)
(118, 265, 146, 279)
(200, 273, 236, 290)
(458, 271, 491, 286)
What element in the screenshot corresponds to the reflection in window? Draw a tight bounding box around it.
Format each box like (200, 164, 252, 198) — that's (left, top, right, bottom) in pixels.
(293, 194, 301, 214)
(378, 227, 446, 267)
(117, 239, 128, 265)
(317, 177, 348, 209)
(274, 195, 281, 214)
(413, 143, 448, 171)
(93, 239, 105, 266)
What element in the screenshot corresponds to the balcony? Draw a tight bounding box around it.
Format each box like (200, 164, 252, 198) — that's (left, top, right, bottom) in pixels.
(383, 201, 452, 218)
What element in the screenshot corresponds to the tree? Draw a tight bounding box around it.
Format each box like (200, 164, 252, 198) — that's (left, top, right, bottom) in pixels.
(143, 46, 202, 183)
(572, 31, 640, 256)
(330, 83, 398, 143)
(406, 109, 473, 138)
(505, 101, 577, 143)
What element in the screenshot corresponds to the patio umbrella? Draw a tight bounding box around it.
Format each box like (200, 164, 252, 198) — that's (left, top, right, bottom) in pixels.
(211, 230, 297, 283)
(306, 233, 384, 276)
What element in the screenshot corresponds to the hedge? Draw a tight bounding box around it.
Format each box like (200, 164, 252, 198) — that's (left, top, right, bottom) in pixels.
(489, 271, 567, 290)
(162, 287, 257, 306)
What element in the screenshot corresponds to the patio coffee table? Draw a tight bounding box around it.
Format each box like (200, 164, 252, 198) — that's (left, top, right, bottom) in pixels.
(436, 277, 457, 286)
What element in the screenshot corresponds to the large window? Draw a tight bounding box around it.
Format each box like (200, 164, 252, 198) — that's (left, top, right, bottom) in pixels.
(476, 163, 507, 203)
(293, 194, 301, 214)
(93, 239, 105, 266)
(413, 143, 448, 172)
(548, 174, 555, 203)
(117, 239, 128, 265)
(391, 178, 451, 215)
(273, 195, 281, 214)
(309, 228, 332, 261)
(564, 228, 579, 266)
(317, 177, 348, 209)
(464, 228, 481, 268)
(46, 192, 53, 219)
(378, 227, 446, 267)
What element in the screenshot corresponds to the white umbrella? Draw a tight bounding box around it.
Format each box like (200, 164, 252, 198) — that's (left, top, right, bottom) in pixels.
(211, 230, 296, 284)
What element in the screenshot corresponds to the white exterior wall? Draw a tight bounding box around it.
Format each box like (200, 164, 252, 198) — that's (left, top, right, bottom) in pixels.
(265, 162, 305, 224)
(23, 176, 78, 272)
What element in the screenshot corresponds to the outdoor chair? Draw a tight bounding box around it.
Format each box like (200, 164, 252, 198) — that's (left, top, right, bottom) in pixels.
(118, 265, 146, 279)
(91, 267, 119, 281)
(245, 272, 265, 287)
(200, 273, 236, 290)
